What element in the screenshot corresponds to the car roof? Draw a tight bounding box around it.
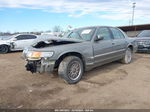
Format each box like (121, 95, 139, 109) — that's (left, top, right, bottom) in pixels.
(74, 26, 117, 30)
(141, 30, 150, 31)
(12, 34, 37, 37)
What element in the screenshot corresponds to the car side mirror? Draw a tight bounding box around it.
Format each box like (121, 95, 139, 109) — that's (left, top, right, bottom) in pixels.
(95, 35, 104, 41)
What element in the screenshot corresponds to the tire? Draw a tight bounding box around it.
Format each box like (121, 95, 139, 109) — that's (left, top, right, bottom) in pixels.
(58, 56, 84, 84)
(121, 48, 132, 64)
(0, 45, 9, 54)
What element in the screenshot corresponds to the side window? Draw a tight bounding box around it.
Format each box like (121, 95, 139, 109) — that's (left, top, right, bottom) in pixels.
(110, 28, 125, 39)
(27, 35, 37, 39)
(96, 28, 112, 40)
(16, 35, 37, 40)
(16, 35, 27, 40)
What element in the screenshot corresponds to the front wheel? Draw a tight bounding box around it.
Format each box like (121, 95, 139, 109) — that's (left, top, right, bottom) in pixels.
(121, 48, 132, 64)
(58, 56, 84, 84)
(0, 45, 9, 54)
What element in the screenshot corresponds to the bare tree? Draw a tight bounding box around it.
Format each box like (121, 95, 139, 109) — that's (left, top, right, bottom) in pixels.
(53, 26, 63, 32)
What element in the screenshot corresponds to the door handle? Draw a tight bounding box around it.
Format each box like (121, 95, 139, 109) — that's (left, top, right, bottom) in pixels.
(112, 42, 115, 45)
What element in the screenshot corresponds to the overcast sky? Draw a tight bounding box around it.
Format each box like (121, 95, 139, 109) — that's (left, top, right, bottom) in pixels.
(0, 0, 149, 32)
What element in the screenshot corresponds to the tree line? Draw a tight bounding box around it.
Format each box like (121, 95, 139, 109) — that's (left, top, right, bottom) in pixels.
(0, 25, 72, 36)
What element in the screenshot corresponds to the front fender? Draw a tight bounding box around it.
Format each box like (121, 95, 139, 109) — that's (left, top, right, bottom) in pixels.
(126, 38, 137, 52)
(127, 43, 137, 53)
(54, 42, 93, 61)
(0, 41, 11, 46)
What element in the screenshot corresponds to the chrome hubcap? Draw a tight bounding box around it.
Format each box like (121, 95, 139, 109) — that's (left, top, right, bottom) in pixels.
(68, 61, 81, 80)
(125, 49, 132, 63)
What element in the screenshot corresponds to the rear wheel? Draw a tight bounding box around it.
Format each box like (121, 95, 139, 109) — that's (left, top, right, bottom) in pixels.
(58, 56, 84, 84)
(121, 48, 132, 64)
(0, 45, 9, 54)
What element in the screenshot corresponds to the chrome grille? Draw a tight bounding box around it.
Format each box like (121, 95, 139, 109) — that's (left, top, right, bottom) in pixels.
(137, 40, 150, 45)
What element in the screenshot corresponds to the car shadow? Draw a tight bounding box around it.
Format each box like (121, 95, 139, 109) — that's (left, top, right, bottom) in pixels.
(9, 50, 22, 54)
(0, 50, 22, 55)
(82, 55, 139, 81)
(83, 61, 122, 80)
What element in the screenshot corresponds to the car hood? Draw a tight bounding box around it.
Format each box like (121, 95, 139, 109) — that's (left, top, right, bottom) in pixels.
(0, 39, 11, 44)
(40, 37, 85, 42)
(136, 37, 150, 40)
(23, 38, 89, 59)
(32, 36, 85, 48)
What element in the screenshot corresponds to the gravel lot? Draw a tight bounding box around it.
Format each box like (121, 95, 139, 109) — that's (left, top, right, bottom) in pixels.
(0, 52, 150, 109)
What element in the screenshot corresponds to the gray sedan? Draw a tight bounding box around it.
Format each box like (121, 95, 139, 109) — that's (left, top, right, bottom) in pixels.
(23, 26, 137, 84)
(136, 30, 150, 52)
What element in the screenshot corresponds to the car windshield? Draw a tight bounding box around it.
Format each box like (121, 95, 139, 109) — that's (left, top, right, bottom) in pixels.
(64, 28, 96, 41)
(137, 30, 150, 37)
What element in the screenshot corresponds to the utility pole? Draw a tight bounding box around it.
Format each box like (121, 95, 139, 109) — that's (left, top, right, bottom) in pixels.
(131, 2, 136, 25)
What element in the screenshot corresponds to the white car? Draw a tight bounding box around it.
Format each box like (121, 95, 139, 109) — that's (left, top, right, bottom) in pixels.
(0, 34, 37, 53)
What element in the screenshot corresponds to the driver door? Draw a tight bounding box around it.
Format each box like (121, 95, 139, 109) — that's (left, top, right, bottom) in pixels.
(93, 27, 113, 64)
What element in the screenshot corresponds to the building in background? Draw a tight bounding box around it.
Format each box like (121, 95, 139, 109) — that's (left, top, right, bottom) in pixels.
(118, 24, 150, 37)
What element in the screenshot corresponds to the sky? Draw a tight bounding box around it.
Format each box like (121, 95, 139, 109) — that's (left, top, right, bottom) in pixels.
(0, 0, 150, 32)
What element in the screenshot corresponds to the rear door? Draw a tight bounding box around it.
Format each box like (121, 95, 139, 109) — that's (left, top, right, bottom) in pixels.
(109, 27, 127, 57)
(93, 27, 114, 64)
(14, 35, 37, 50)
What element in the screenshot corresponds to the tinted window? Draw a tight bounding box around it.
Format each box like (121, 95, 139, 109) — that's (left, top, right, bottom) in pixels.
(16, 35, 36, 40)
(137, 30, 150, 37)
(28, 35, 37, 39)
(110, 28, 125, 39)
(16, 35, 27, 40)
(96, 28, 112, 40)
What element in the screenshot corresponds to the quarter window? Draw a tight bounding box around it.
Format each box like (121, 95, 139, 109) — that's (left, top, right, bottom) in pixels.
(96, 28, 112, 40)
(110, 28, 125, 39)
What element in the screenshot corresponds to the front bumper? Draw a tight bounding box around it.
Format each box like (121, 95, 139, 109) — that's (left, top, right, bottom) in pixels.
(137, 45, 150, 52)
(25, 58, 55, 73)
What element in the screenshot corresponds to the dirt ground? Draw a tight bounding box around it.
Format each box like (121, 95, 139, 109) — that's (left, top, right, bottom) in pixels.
(0, 52, 150, 109)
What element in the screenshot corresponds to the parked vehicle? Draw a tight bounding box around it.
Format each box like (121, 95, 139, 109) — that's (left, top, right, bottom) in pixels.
(22, 26, 137, 84)
(0, 34, 37, 53)
(136, 30, 150, 53)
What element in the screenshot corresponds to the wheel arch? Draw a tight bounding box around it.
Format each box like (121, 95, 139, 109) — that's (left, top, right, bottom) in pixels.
(127, 44, 133, 52)
(54, 52, 85, 69)
(0, 44, 11, 49)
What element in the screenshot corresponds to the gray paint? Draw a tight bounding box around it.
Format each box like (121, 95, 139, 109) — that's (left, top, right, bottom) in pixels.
(23, 26, 137, 73)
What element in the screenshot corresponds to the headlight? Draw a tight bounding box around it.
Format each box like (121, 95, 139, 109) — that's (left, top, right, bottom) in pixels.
(27, 51, 54, 60)
(145, 40, 150, 45)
